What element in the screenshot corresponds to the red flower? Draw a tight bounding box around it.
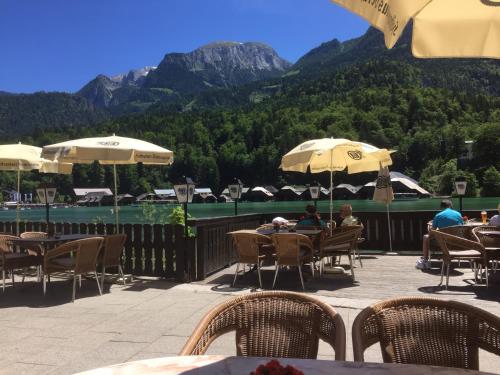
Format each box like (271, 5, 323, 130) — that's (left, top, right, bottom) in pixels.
(250, 360, 304, 375)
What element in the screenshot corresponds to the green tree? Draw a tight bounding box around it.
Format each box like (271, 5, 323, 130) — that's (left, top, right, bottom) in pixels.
(481, 166, 500, 197)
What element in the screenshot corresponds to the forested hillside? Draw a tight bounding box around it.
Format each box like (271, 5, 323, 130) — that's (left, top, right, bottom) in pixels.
(7, 59, 499, 201)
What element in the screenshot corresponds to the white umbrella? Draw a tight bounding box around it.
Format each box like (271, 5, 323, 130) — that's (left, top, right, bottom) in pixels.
(373, 165, 395, 251)
(42, 135, 174, 228)
(280, 138, 393, 232)
(0, 143, 72, 232)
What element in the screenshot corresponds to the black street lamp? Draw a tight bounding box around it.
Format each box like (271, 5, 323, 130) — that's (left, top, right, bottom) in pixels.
(308, 181, 321, 208)
(36, 183, 57, 236)
(228, 178, 243, 216)
(454, 176, 467, 213)
(174, 177, 195, 238)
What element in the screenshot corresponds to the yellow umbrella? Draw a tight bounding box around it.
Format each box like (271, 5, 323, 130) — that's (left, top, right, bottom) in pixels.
(330, 0, 500, 59)
(42, 135, 174, 228)
(280, 138, 393, 231)
(0, 143, 73, 233)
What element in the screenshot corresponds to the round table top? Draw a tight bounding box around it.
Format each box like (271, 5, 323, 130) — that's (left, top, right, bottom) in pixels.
(74, 355, 494, 375)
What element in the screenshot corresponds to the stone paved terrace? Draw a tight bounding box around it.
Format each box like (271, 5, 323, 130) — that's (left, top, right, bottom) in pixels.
(1, 255, 499, 374)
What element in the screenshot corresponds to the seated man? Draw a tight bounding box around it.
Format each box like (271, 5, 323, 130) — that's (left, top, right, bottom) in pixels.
(416, 199, 464, 270)
(297, 204, 327, 228)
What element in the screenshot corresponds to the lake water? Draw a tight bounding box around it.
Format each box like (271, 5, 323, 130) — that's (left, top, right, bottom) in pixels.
(2, 197, 498, 224)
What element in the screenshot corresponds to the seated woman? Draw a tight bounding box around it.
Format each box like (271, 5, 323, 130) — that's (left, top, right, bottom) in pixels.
(337, 204, 359, 227)
(297, 205, 327, 228)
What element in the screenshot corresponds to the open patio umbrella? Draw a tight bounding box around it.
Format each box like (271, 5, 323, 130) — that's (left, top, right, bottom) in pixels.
(42, 135, 174, 228)
(373, 164, 394, 251)
(0, 143, 73, 233)
(330, 0, 500, 59)
(280, 138, 393, 233)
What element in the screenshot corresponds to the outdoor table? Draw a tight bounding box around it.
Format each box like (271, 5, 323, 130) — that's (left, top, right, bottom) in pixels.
(75, 355, 494, 375)
(11, 234, 103, 251)
(481, 230, 500, 238)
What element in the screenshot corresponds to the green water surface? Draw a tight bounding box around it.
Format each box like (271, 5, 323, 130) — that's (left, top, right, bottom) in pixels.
(2, 197, 498, 224)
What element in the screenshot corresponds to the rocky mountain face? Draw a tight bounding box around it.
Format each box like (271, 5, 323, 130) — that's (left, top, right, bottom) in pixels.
(143, 42, 291, 93)
(77, 66, 156, 107)
(77, 42, 290, 108)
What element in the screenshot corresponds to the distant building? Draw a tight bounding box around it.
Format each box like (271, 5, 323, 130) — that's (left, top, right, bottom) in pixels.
(246, 186, 274, 202)
(275, 186, 306, 201)
(332, 184, 362, 200)
(74, 188, 114, 206)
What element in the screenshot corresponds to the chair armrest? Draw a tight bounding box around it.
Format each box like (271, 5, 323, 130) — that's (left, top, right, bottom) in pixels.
(299, 237, 314, 252)
(45, 241, 79, 260)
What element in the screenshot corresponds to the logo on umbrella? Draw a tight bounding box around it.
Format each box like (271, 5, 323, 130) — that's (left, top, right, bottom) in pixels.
(347, 151, 363, 160)
(97, 141, 120, 146)
(481, 0, 500, 5)
(376, 175, 391, 189)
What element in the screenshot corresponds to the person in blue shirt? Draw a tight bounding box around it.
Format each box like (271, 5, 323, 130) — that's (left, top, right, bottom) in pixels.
(297, 205, 327, 228)
(416, 199, 464, 270)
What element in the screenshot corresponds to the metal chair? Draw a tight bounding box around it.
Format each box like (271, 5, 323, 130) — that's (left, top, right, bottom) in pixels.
(317, 225, 362, 280)
(271, 233, 315, 291)
(473, 225, 500, 273)
(44, 237, 104, 302)
(352, 296, 500, 370)
(228, 230, 272, 289)
(0, 234, 42, 291)
(431, 229, 487, 289)
(180, 291, 346, 360)
(99, 234, 127, 291)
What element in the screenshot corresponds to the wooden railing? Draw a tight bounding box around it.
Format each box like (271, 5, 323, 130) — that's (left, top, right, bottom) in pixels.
(2, 210, 485, 282)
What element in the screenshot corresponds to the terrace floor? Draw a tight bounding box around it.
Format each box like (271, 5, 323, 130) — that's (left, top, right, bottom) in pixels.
(1, 255, 499, 374)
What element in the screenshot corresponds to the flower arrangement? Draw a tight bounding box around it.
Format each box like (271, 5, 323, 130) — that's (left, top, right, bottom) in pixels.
(250, 360, 304, 375)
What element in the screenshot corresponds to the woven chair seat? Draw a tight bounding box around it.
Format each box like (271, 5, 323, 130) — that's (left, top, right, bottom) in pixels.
(51, 257, 76, 268)
(448, 250, 482, 257)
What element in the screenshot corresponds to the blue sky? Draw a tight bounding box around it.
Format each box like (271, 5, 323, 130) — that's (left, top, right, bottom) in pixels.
(0, 0, 368, 93)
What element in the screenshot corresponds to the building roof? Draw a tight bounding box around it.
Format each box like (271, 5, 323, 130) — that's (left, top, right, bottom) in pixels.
(333, 184, 362, 194)
(154, 189, 175, 197)
(251, 186, 274, 197)
(73, 188, 113, 196)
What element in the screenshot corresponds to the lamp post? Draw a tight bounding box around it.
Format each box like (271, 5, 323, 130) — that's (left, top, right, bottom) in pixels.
(454, 176, 467, 213)
(228, 178, 243, 216)
(308, 181, 321, 208)
(36, 183, 57, 235)
(174, 177, 195, 238)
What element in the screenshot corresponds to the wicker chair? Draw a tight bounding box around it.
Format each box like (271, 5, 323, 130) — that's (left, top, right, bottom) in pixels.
(44, 237, 104, 302)
(99, 234, 127, 290)
(352, 296, 500, 370)
(228, 230, 272, 289)
(0, 234, 42, 291)
(473, 226, 500, 273)
(429, 225, 475, 260)
(431, 229, 487, 289)
(317, 225, 362, 280)
(271, 233, 315, 291)
(180, 291, 346, 360)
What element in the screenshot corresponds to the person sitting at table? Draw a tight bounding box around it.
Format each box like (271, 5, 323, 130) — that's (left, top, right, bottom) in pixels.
(297, 204, 327, 228)
(336, 204, 359, 227)
(490, 203, 500, 226)
(416, 199, 463, 270)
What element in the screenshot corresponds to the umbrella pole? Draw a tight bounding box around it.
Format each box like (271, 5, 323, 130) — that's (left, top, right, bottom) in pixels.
(329, 170, 333, 236)
(113, 163, 119, 232)
(386, 203, 393, 252)
(16, 170, 20, 235)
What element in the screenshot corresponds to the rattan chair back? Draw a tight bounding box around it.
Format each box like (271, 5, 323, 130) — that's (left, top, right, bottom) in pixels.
(438, 225, 475, 241)
(0, 235, 19, 254)
(74, 237, 104, 275)
(20, 232, 47, 239)
(431, 229, 484, 263)
(352, 296, 500, 370)
(101, 234, 126, 267)
(272, 233, 311, 266)
(319, 225, 361, 256)
(180, 291, 346, 360)
(229, 230, 271, 264)
(473, 226, 500, 250)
